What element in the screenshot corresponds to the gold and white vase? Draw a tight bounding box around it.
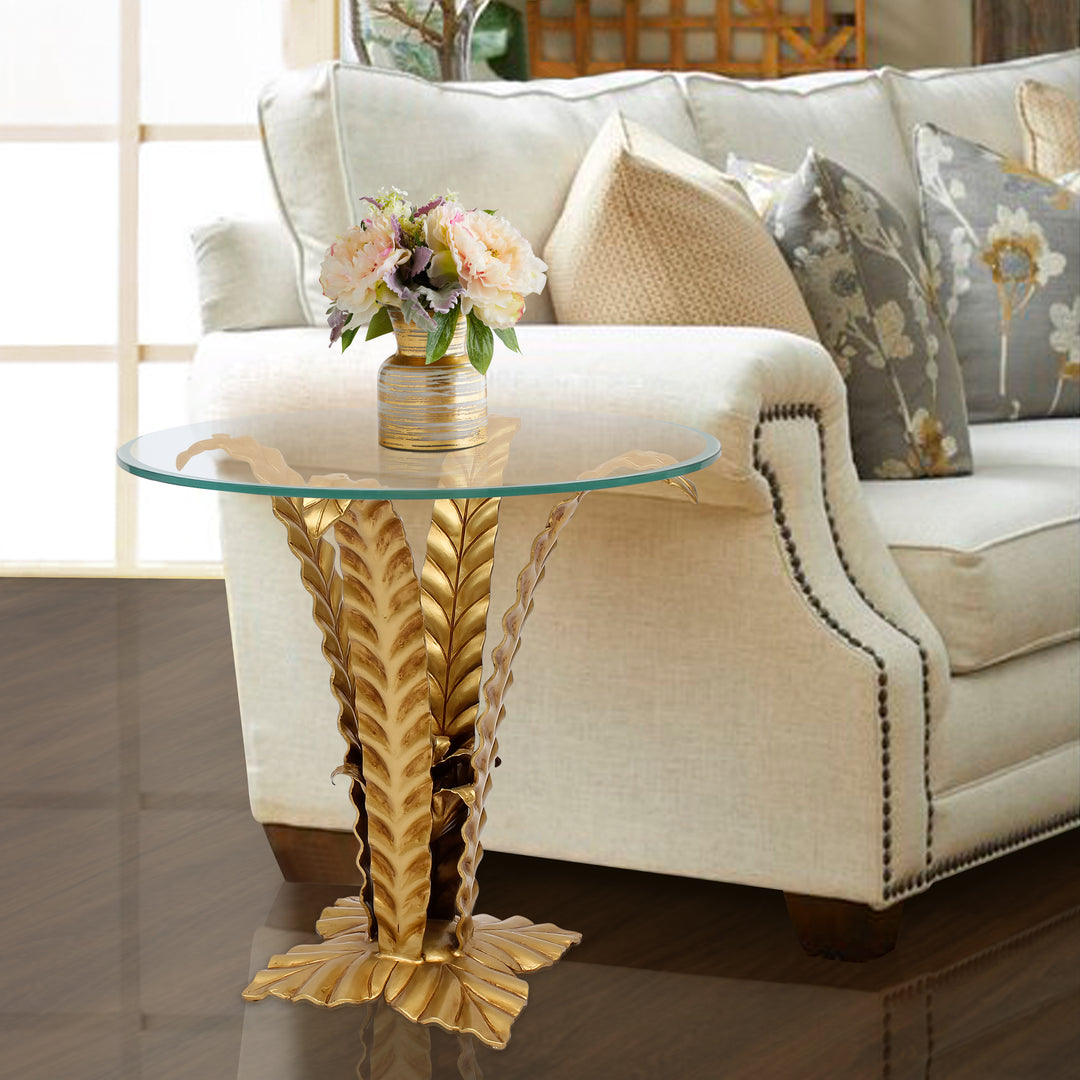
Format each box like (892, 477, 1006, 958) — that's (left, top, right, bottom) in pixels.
(377, 309, 487, 452)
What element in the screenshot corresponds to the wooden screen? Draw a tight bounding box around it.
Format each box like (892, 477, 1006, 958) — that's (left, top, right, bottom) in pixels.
(526, 0, 865, 79)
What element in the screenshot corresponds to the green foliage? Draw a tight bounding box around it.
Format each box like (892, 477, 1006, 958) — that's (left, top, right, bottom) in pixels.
(493, 326, 520, 353)
(341, 325, 360, 352)
(365, 305, 393, 340)
(465, 311, 494, 374)
(426, 307, 461, 364)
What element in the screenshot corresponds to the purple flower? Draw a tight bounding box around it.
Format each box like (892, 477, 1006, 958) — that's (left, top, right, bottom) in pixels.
(327, 307, 350, 345)
(416, 196, 445, 216)
(410, 245, 432, 276)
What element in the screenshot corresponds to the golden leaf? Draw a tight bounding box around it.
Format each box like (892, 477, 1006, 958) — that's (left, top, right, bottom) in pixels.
(244, 900, 578, 1050)
(177, 433, 304, 485)
(422, 497, 500, 753)
(271, 496, 371, 912)
(336, 501, 435, 959)
(455, 493, 587, 948)
(452, 445, 693, 947)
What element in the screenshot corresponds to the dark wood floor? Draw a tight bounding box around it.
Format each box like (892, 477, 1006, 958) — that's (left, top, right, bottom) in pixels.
(2, 578, 1078, 1080)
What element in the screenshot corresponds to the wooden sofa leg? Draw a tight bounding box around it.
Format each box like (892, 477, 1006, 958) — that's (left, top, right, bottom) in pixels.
(263, 824, 362, 884)
(784, 892, 904, 962)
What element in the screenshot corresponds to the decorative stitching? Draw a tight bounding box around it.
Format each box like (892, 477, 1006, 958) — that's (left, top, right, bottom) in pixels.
(754, 405, 1079, 904)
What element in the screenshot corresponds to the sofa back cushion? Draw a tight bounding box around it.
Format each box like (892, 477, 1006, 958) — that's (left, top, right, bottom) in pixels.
(883, 50, 1080, 163)
(259, 63, 699, 325)
(684, 71, 919, 232)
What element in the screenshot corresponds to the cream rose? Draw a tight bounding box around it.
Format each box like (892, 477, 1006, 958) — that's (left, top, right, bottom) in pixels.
(320, 213, 409, 319)
(424, 202, 546, 327)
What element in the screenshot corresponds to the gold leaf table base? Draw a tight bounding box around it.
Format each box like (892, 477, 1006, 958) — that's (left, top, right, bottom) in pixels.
(243, 898, 581, 1050)
(170, 436, 698, 1052)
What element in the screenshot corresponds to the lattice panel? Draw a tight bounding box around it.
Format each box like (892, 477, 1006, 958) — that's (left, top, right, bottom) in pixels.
(526, 0, 865, 79)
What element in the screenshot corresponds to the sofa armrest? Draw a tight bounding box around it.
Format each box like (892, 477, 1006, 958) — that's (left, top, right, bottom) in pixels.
(191, 218, 309, 332)
(191, 322, 950, 904)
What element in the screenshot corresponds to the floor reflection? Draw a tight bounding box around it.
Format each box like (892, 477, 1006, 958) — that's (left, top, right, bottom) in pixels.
(3, 580, 1079, 1080)
(237, 880, 1080, 1080)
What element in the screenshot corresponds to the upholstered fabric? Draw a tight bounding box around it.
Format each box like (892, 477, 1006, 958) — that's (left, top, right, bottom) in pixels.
(863, 419, 1080, 673)
(192, 53, 1080, 910)
(1018, 79, 1080, 179)
(764, 150, 972, 479)
(930, 745, 1078, 869)
(684, 70, 920, 233)
(935, 641, 1080, 791)
(915, 124, 1080, 422)
(543, 114, 817, 337)
(883, 50, 1080, 163)
(259, 63, 698, 326)
(190, 321, 953, 905)
(191, 218, 307, 333)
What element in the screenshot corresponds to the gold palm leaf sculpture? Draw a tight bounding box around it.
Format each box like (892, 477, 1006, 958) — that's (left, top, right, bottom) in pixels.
(177, 430, 697, 1048)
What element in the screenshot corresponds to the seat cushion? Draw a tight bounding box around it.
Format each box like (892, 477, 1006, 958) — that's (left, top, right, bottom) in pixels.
(862, 419, 1080, 673)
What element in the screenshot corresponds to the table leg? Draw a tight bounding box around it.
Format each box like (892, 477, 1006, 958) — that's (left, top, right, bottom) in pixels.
(240, 446, 697, 1048)
(243, 495, 581, 1050)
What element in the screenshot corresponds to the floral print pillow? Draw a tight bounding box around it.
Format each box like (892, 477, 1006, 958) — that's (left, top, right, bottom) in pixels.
(915, 124, 1080, 422)
(763, 150, 973, 480)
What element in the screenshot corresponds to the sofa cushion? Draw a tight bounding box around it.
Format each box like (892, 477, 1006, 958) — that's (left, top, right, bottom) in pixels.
(543, 113, 817, 338)
(863, 419, 1080, 673)
(259, 63, 699, 327)
(883, 50, 1080, 163)
(684, 70, 919, 233)
(762, 150, 972, 480)
(914, 124, 1080, 422)
(1018, 79, 1080, 179)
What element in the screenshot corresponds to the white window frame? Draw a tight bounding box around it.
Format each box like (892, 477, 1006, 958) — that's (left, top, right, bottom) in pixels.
(0, 0, 338, 578)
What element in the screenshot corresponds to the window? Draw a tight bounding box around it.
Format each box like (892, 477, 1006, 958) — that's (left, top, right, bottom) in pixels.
(0, 0, 311, 576)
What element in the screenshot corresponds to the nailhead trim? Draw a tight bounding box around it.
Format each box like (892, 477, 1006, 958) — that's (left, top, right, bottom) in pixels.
(753, 404, 1079, 903)
(754, 404, 896, 895)
(890, 809, 1080, 900)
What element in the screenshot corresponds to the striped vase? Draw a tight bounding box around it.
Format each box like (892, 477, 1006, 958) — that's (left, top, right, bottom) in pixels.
(377, 308, 488, 452)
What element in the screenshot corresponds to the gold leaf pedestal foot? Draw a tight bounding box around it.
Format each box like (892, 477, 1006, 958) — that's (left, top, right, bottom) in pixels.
(243, 898, 580, 1049)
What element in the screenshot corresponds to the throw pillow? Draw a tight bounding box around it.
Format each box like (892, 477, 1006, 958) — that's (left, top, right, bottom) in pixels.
(763, 149, 973, 480)
(1017, 79, 1080, 180)
(914, 123, 1080, 421)
(724, 153, 792, 217)
(542, 112, 819, 339)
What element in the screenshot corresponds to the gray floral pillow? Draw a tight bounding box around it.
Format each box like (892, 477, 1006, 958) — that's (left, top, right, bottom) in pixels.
(915, 123, 1080, 422)
(763, 150, 973, 479)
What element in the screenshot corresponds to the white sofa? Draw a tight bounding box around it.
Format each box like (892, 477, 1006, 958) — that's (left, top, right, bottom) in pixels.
(189, 51, 1080, 955)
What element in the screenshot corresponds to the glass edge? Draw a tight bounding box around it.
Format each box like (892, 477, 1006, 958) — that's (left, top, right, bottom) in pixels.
(117, 437, 721, 500)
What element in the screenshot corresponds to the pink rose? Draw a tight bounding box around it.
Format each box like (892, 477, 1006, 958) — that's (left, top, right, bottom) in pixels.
(424, 202, 546, 327)
(320, 213, 409, 318)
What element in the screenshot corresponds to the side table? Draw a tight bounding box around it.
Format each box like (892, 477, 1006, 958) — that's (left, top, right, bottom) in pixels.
(118, 407, 719, 1048)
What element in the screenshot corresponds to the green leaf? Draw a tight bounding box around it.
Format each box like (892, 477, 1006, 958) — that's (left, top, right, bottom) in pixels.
(493, 326, 521, 354)
(341, 325, 360, 352)
(466, 312, 494, 375)
(426, 307, 460, 364)
(365, 305, 393, 341)
(483, 209, 497, 215)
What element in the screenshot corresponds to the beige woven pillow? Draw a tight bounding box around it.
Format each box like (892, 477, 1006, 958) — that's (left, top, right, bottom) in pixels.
(1017, 79, 1080, 178)
(543, 112, 818, 339)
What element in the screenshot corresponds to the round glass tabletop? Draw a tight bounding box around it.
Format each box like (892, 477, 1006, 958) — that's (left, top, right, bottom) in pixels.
(117, 408, 721, 500)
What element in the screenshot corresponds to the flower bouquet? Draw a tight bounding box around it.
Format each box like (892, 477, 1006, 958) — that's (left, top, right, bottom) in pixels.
(320, 189, 547, 375)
